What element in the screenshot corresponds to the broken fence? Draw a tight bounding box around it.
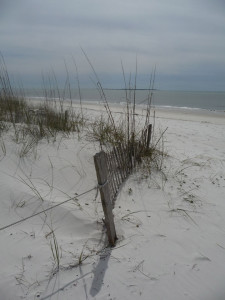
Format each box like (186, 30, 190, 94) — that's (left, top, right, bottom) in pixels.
(94, 124, 152, 246)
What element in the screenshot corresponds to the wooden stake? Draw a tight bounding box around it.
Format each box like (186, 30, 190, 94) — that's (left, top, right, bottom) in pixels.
(94, 151, 117, 247)
(146, 124, 152, 149)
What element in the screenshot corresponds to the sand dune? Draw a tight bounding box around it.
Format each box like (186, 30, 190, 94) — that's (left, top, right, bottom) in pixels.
(0, 103, 225, 300)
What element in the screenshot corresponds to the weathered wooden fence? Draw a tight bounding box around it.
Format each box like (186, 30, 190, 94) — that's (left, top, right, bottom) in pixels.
(94, 124, 152, 246)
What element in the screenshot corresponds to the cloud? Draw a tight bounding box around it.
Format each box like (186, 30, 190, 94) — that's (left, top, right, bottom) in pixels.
(0, 0, 225, 90)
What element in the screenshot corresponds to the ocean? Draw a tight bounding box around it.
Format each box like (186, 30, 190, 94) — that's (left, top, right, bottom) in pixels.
(24, 88, 225, 111)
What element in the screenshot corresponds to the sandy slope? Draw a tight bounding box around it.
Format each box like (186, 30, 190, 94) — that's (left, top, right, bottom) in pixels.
(0, 104, 225, 300)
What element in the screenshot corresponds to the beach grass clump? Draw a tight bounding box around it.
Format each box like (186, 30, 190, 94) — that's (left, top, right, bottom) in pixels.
(81, 51, 168, 180)
(0, 95, 27, 124)
(87, 115, 126, 147)
(0, 56, 85, 145)
(0, 82, 27, 126)
(82, 50, 161, 168)
(141, 136, 168, 176)
(0, 54, 28, 126)
(34, 101, 84, 138)
(0, 120, 9, 136)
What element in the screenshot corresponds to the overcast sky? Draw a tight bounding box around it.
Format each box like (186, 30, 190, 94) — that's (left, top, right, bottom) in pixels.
(0, 0, 225, 90)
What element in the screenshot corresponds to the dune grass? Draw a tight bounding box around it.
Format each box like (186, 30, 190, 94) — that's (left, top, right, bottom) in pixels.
(0, 56, 85, 148)
(0, 54, 166, 174)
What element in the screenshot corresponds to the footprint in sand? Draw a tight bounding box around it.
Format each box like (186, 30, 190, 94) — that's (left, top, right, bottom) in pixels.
(193, 253, 211, 263)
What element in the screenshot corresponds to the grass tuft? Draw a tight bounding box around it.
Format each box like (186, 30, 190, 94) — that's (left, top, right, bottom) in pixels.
(0, 56, 85, 151)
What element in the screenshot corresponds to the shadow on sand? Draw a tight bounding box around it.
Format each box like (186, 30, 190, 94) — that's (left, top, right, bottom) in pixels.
(90, 248, 111, 297)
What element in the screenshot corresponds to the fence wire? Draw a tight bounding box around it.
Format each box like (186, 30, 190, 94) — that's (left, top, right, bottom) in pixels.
(0, 186, 97, 232)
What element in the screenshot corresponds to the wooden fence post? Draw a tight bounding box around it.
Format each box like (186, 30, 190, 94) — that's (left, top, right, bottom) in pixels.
(94, 151, 117, 247)
(65, 110, 69, 123)
(146, 124, 152, 149)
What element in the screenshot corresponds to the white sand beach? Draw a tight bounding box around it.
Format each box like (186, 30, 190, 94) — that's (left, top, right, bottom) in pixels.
(0, 103, 225, 300)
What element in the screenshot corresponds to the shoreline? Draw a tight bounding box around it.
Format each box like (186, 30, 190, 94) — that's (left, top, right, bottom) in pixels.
(27, 97, 225, 124)
(67, 100, 225, 125)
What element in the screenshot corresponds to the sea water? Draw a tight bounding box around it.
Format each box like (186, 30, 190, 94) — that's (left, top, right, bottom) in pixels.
(24, 88, 225, 111)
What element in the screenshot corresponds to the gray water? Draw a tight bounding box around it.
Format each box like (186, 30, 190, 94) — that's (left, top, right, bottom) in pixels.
(24, 88, 225, 111)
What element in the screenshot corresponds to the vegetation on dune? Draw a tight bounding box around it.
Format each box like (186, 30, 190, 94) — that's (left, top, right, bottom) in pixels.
(0, 54, 166, 173)
(0, 56, 84, 145)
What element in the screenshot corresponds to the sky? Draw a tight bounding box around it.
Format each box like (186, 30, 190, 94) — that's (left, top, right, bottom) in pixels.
(0, 0, 225, 90)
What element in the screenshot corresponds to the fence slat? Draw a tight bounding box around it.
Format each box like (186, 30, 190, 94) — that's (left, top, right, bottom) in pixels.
(113, 147, 123, 184)
(110, 149, 121, 190)
(106, 153, 117, 203)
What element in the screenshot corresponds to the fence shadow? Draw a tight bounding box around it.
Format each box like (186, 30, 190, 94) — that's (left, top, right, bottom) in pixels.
(90, 248, 111, 297)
